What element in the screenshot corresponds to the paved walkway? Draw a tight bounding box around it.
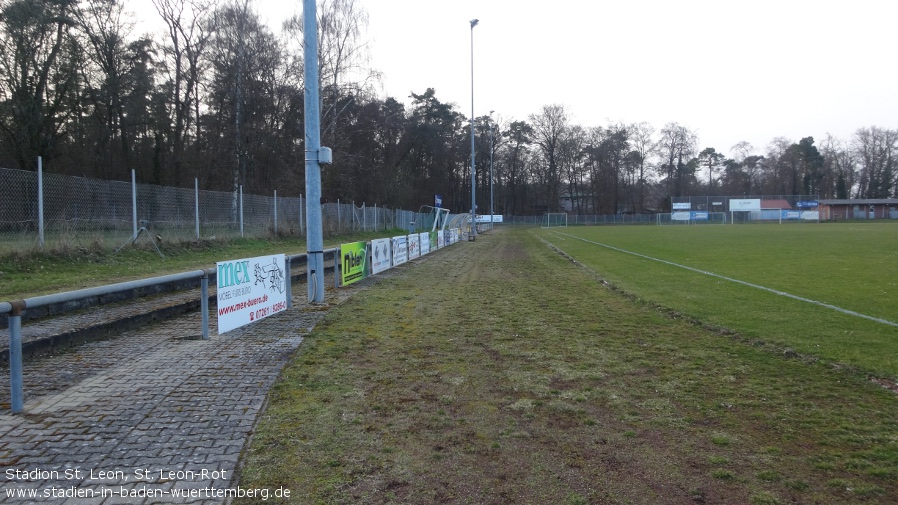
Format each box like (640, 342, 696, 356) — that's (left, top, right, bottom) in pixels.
(0, 271, 355, 504)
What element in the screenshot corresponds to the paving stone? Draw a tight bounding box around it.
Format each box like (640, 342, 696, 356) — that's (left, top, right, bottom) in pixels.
(0, 266, 373, 504)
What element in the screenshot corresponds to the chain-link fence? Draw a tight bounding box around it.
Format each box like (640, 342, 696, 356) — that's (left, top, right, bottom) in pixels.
(7, 166, 838, 255)
(0, 167, 437, 254)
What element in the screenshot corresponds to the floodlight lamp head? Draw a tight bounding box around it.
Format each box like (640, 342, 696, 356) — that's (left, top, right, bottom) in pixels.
(470, 19, 479, 28)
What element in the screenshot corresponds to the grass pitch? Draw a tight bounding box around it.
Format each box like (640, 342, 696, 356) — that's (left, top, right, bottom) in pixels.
(236, 227, 898, 504)
(538, 222, 898, 378)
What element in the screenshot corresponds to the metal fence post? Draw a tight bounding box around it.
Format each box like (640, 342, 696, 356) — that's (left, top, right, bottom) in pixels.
(239, 185, 244, 238)
(37, 157, 44, 250)
(273, 189, 278, 235)
(195, 178, 200, 240)
(201, 273, 209, 340)
(8, 302, 24, 413)
(131, 169, 138, 239)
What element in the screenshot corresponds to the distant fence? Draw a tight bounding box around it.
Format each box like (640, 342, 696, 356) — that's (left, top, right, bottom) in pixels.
(0, 165, 435, 254)
(503, 214, 657, 226)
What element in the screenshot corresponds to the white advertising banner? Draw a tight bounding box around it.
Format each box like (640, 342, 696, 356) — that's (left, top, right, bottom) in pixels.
(370, 238, 392, 274)
(391, 236, 408, 266)
(672, 202, 691, 210)
(438, 231, 445, 249)
(730, 199, 761, 211)
(216, 254, 288, 334)
(419, 232, 431, 255)
(407, 234, 420, 259)
(672, 211, 691, 221)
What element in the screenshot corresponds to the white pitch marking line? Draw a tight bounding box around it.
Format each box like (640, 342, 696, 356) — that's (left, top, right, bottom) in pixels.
(547, 230, 898, 329)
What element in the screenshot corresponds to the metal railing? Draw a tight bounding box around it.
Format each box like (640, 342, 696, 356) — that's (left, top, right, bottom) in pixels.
(1, 248, 341, 414)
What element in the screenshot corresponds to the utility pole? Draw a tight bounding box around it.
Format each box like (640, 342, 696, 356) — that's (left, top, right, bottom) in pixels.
(303, 0, 332, 302)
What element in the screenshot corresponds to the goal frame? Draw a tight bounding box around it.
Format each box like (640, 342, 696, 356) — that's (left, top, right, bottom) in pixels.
(542, 212, 568, 228)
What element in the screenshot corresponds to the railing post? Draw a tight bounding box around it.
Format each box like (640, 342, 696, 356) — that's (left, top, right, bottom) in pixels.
(201, 273, 209, 340)
(9, 301, 25, 413)
(285, 256, 293, 309)
(334, 249, 341, 288)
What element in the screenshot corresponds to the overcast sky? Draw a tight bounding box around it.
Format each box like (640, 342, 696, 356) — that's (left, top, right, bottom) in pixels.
(147, 0, 898, 158)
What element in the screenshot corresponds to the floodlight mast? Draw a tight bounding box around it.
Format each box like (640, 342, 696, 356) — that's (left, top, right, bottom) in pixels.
(469, 18, 478, 239)
(303, 0, 325, 303)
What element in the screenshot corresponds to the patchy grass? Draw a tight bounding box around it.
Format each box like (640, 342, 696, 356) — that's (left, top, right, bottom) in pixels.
(236, 228, 898, 504)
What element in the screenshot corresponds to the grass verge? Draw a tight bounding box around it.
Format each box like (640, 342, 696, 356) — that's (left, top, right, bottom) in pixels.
(236, 227, 898, 504)
(0, 230, 400, 300)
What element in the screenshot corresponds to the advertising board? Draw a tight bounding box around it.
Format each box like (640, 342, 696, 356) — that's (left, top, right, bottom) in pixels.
(392, 235, 408, 266)
(419, 232, 431, 255)
(730, 199, 761, 211)
(407, 234, 420, 259)
(673, 211, 709, 221)
(370, 238, 392, 275)
(340, 241, 367, 286)
(216, 254, 287, 334)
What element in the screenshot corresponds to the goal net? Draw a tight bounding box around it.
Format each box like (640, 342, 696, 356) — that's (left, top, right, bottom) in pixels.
(542, 212, 568, 228)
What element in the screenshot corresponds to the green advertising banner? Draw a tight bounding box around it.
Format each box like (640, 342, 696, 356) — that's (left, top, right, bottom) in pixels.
(341, 241, 368, 286)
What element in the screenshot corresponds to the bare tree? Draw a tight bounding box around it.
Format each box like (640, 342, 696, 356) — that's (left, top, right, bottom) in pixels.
(819, 134, 856, 199)
(500, 120, 532, 216)
(557, 124, 588, 214)
(152, 0, 215, 184)
(284, 0, 375, 147)
(629, 121, 655, 210)
(852, 126, 897, 198)
(760, 136, 792, 194)
(656, 122, 697, 200)
(529, 104, 569, 211)
(730, 140, 754, 163)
